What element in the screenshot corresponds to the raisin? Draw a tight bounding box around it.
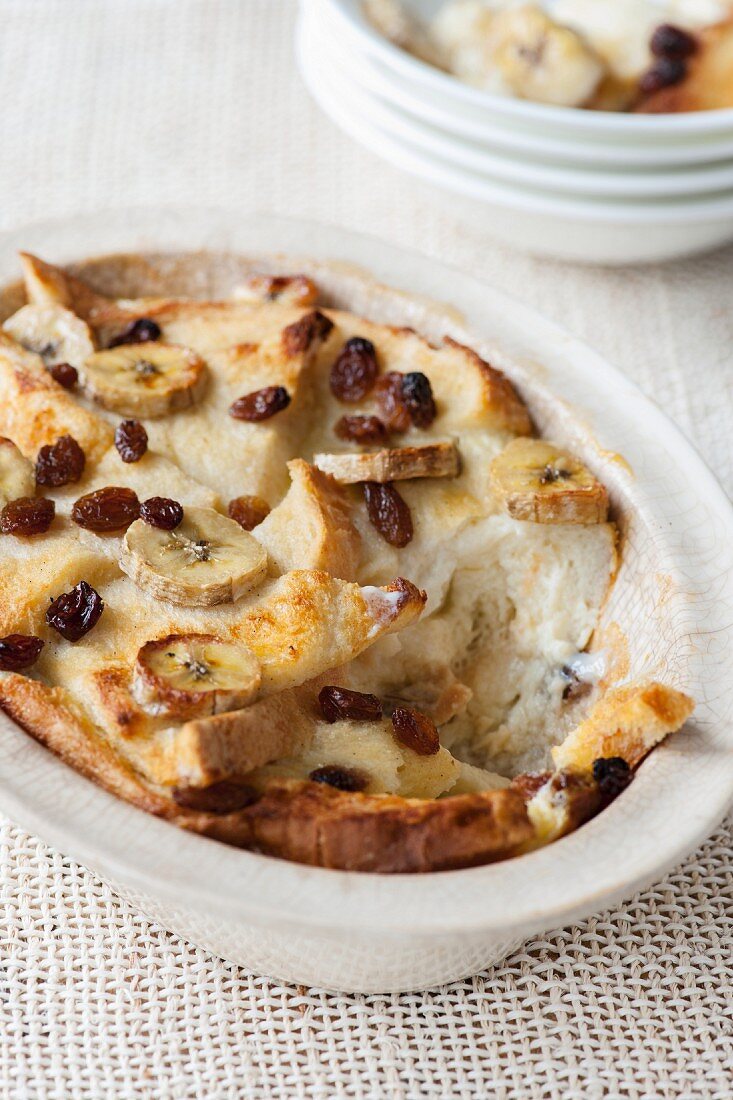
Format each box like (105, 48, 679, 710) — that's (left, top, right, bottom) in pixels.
(309, 765, 369, 792)
(374, 371, 411, 433)
(108, 317, 161, 347)
(0, 633, 44, 671)
(560, 665, 592, 702)
(140, 496, 184, 530)
(281, 310, 333, 356)
(172, 781, 257, 814)
(227, 495, 270, 531)
(318, 685, 383, 724)
(35, 434, 85, 487)
(46, 580, 104, 641)
(639, 56, 687, 95)
(115, 419, 148, 463)
(334, 414, 388, 444)
(1, 496, 54, 537)
(650, 23, 697, 59)
(592, 757, 631, 802)
(71, 486, 140, 532)
(363, 481, 413, 547)
(402, 371, 436, 429)
(391, 707, 440, 756)
(330, 337, 378, 402)
(48, 362, 78, 389)
(229, 385, 291, 421)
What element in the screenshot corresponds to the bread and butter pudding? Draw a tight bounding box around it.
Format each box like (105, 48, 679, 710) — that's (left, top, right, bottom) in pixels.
(364, 0, 733, 112)
(0, 252, 692, 872)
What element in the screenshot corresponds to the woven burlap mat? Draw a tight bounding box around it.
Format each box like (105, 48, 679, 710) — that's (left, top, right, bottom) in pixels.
(0, 3, 731, 1096)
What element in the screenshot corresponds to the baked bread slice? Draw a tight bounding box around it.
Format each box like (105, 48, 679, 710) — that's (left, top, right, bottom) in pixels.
(0, 252, 694, 872)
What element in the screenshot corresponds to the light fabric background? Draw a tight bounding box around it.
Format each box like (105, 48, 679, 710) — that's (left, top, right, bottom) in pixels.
(0, 2, 731, 1097)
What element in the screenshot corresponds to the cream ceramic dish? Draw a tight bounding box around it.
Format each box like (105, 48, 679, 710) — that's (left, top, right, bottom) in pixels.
(0, 209, 731, 993)
(298, 13, 733, 263)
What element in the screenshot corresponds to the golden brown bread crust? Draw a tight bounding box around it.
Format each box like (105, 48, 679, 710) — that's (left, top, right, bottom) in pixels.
(228, 779, 533, 871)
(552, 682, 694, 771)
(0, 672, 531, 871)
(255, 459, 361, 579)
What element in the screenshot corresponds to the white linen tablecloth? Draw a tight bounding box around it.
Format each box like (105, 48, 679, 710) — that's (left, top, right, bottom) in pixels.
(0, 3, 731, 1097)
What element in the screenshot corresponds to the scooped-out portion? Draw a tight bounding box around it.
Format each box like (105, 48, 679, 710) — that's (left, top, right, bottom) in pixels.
(0, 251, 693, 872)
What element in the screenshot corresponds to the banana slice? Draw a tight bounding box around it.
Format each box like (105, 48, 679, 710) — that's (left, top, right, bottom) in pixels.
(0, 437, 35, 505)
(491, 5, 604, 108)
(133, 633, 261, 718)
(3, 304, 95, 366)
(80, 343, 206, 417)
(313, 442, 460, 484)
(121, 506, 268, 606)
(490, 438, 608, 524)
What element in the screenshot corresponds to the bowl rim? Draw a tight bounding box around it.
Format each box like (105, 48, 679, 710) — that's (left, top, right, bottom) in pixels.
(308, 7, 733, 167)
(0, 206, 732, 941)
(317, 23, 733, 199)
(299, 23, 733, 223)
(320, 0, 733, 135)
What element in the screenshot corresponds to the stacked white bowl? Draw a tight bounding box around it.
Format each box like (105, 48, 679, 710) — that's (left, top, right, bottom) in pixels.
(298, 0, 733, 263)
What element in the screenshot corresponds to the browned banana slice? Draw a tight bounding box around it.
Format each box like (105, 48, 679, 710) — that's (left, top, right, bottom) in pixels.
(490, 437, 608, 524)
(313, 441, 460, 484)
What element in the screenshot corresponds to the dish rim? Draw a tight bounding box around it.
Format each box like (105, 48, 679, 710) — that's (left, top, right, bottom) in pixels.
(320, 0, 733, 135)
(0, 206, 732, 940)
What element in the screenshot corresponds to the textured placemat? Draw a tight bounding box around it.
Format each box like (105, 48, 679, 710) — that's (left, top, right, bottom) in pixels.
(0, 2, 731, 1097)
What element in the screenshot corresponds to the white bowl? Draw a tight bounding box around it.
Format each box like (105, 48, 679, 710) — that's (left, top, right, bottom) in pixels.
(315, 15, 733, 199)
(322, 0, 733, 140)
(298, 16, 733, 263)
(311, 0, 733, 167)
(0, 208, 732, 994)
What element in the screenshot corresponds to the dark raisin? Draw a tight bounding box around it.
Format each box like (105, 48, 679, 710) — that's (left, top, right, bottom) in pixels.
(650, 23, 697, 59)
(35, 434, 85, 487)
(639, 56, 687, 95)
(363, 481, 413, 547)
(1, 496, 54, 537)
(71, 486, 140, 532)
(227, 495, 270, 531)
(374, 371, 411, 433)
(229, 385, 291, 421)
(46, 580, 104, 641)
(108, 317, 161, 347)
(172, 781, 257, 814)
(281, 310, 333, 356)
(115, 419, 148, 463)
(334, 414, 388, 444)
(318, 685, 383, 724)
(329, 337, 378, 402)
(592, 757, 631, 802)
(48, 362, 78, 389)
(0, 633, 44, 671)
(560, 665, 592, 702)
(401, 371, 436, 429)
(140, 496, 184, 531)
(391, 707, 440, 756)
(309, 765, 369, 792)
